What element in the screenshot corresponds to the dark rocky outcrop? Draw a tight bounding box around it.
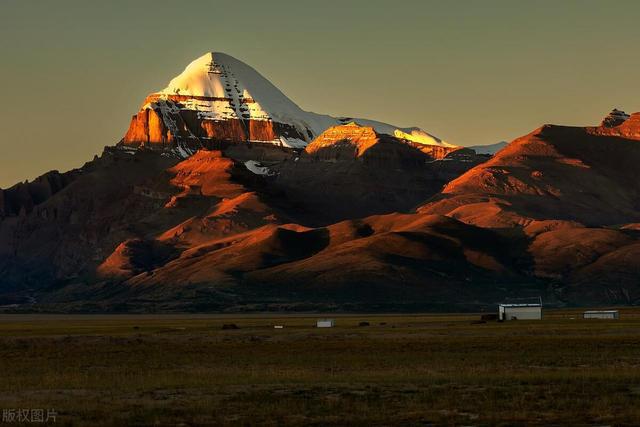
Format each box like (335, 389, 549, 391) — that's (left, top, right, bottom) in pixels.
(0, 170, 77, 217)
(600, 108, 630, 128)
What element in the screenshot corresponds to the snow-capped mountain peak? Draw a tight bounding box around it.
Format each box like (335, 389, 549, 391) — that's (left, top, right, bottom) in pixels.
(159, 52, 310, 128)
(122, 52, 456, 154)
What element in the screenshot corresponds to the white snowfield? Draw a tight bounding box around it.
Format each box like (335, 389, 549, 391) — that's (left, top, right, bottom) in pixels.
(244, 160, 273, 176)
(150, 52, 454, 148)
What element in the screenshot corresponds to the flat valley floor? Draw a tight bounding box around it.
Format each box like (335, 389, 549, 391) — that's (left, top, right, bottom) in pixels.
(1, 310, 640, 426)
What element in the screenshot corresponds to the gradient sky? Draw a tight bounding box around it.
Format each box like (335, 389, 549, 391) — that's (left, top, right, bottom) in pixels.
(1, 0, 639, 187)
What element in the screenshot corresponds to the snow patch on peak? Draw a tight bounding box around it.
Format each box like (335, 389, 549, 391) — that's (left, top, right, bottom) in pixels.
(393, 128, 455, 148)
(161, 52, 222, 97)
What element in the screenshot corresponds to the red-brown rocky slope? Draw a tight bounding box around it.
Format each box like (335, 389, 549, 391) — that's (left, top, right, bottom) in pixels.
(419, 114, 640, 228)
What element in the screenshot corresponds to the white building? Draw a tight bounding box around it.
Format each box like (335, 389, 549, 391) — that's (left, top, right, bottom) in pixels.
(498, 303, 542, 321)
(316, 319, 335, 328)
(583, 310, 619, 319)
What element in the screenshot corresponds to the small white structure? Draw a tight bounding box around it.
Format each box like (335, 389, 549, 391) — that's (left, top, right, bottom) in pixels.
(583, 310, 619, 319)
(316, 319, 335, 328)
(274, 325, 284, 329)
(499, 303, 542, 321)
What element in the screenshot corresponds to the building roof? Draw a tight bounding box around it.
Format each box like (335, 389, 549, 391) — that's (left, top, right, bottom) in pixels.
(499, 303, 541, 308)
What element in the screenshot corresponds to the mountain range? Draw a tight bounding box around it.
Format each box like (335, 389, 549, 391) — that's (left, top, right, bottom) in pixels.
(1, 52, 639, 312)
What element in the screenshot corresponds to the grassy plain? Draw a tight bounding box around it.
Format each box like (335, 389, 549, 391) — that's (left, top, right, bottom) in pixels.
(1, 310, 640, 425)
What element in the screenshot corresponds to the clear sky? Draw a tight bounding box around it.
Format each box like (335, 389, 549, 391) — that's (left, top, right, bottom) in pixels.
(1, 0, 639, 187)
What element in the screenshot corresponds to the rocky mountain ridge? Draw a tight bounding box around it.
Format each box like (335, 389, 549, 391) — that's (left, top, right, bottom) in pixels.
(1, 49, 639, 311)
